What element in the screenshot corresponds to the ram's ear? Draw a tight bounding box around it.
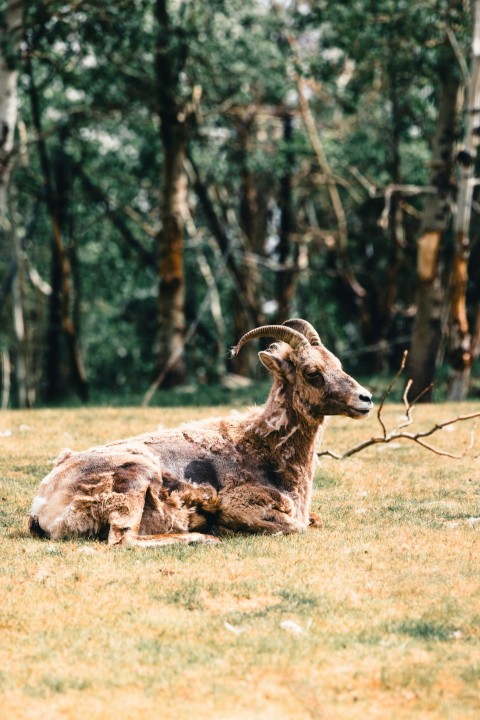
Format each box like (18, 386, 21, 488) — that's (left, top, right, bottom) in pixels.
(259, 351, 295, 382)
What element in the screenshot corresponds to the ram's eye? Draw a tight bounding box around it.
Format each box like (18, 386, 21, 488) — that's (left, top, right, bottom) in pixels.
(305, 370, 325, 387)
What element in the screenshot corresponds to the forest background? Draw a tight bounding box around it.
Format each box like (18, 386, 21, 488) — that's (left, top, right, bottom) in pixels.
(1, 0, 480, 409)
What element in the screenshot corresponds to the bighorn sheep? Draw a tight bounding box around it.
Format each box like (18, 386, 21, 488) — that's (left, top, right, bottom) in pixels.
(29, 320, 372, 546)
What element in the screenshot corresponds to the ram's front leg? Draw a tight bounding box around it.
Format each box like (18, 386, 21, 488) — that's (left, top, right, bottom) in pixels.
(108, 493, 219, 547)
(108, 479, 220, 547)
(121, 530, 220, 546)
(216, 483, 306, 535)
(309, 511, 323, 528)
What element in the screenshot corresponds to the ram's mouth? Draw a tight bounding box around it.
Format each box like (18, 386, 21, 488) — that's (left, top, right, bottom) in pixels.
(349, 405, 372, 418)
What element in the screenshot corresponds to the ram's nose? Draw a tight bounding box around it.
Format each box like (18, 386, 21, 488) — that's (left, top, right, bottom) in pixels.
(359, 390, 373, 406)
(353, 387, 373, 417)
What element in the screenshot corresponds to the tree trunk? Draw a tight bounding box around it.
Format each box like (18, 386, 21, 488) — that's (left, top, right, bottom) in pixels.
(370, 54, 405, 374)
(0, 0, 22, 223)
(447, 0, 480, 400)
(231, 113, 265, 376)
(1, 0, 24, 406)
(276, 112, 298, 323)
(54, 132, 88, 401)
(155, 0, 187, 387)
(407, 39, 462, 401)
(372, 45, 408, 373)
(1, 347, 10, 409)
(10, 190, 29, 406)
(157, 131, 187, 386)
(27, 52, 88, 402)
(470, 288, 480, 364)
(44, 225, 62, 401)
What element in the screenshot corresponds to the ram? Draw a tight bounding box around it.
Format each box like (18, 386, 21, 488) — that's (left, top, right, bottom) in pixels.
(29, 319, 372, 547)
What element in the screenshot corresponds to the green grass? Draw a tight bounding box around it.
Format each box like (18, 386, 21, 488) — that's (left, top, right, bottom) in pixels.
(0, 403, 480, 718)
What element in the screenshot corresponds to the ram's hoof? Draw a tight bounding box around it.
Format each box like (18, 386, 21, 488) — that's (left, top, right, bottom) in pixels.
(308, 512, 323, 529)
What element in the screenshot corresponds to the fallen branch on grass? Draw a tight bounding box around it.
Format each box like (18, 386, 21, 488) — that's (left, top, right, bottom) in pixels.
(318, 351, 480, 460)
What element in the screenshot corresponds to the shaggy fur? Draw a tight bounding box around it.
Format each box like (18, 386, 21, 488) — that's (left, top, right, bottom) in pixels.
(29, 321, 372, 547)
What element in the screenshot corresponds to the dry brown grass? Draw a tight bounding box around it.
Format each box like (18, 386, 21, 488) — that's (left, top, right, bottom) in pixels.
(1, 403, 480, 719)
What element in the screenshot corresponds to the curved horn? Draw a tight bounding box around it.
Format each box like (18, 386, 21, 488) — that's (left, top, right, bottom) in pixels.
(282, 318, 322, 347)
(231, 325, 310, 357)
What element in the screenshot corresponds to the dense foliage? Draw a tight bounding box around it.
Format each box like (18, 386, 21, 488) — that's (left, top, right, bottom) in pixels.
(0, 0, 478, 406)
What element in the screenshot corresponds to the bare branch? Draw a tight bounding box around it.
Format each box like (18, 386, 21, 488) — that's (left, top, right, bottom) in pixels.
(445, 24, 469, 85)
(400, 378, 414, 428)
(407, 437, 465, 459)
(378, 184, 436, 230)
(318, 350, 480, 460)
(406, 412, 480, 440)
(467, 424, 477, 453)
(398, 379, 434, 430)
(318, 411, 480, 460)
(376, 349, 408, 438)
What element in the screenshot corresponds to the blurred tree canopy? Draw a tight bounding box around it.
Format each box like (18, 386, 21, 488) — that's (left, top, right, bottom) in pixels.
(1, 0, 479, 406)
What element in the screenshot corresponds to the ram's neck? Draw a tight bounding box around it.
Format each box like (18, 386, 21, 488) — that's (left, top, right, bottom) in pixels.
(244, 380, 324, 476)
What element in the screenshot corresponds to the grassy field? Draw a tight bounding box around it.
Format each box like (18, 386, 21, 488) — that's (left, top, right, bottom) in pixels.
(0, 403, 479, 719)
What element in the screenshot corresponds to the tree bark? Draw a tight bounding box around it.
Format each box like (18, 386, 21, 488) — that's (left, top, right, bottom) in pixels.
(27, 52, 88, 402)
(407, 38, 462, 401)
(53, 130, 88, 401)
(231, 112, 266, 376)
(10, 189, 29, 406)
(157, 131, 187, 386)
(1, 0, 28, 407)
(0, 0, 22, 224)
(1, 347, 10, 409)
(155, 0, 187, 387)
(447, 0, 480, 400)
(370, 49, 405, 373)
(276, 112, 298, 323)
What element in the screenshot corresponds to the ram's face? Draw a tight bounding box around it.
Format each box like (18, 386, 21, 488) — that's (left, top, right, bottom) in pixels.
(259, 343, 373, 421)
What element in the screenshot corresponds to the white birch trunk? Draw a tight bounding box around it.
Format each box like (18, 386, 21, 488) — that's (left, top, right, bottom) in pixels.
(1, 348, 11, 410)
(10, 190, 29, 407)
(448, 0, 480, 400)
(0, 0, 23, 225)
(1, 1, 26, 406)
